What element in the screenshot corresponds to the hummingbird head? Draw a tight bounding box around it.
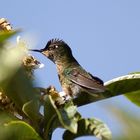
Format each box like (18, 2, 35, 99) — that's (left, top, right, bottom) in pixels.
(30, 39, 73, 63)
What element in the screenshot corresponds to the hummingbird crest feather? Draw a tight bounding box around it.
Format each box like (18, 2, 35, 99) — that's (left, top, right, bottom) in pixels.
(44, 38, 67, 50)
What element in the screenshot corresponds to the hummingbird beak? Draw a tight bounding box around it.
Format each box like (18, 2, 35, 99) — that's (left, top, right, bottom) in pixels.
(29, 49, 50, 57)
(29, 49, 43, 53)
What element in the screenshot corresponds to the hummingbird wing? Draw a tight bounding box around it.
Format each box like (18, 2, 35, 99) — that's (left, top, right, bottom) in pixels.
(68, 69, 106, 93)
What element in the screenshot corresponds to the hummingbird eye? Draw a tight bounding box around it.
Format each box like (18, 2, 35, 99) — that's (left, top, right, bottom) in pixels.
(55, 45, 59, 48)
(49, 45, 59, 51)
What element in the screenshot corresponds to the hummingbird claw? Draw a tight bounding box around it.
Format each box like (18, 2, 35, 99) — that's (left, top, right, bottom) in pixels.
(59, 91, 71, 101)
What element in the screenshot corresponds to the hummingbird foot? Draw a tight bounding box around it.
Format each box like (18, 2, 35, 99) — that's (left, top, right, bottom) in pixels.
(54, 91, 71, 106)
(59, 91, 71, 101)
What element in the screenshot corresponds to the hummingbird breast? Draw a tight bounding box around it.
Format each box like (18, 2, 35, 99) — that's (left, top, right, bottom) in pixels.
(59, 76, 82, 98)
(57, 66, 82, 98)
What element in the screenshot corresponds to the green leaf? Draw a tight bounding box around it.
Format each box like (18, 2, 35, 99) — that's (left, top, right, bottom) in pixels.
(105, 74, 140, 94)
(125, 90, 140, 106)
(0, 42, 42, 132)
(22, 100, 42, 121)
(63, 118, 112, 140)
(44, 95, 81, 140)
(57, 101, 80, 133)
(22, 99, 43, 132)
(0, 109, 18, 122)
(0, 47, 24, 83)
(0, 110, 42, 140)
(105, 73, 140, 107)
(3, 67, 43, 132)
(0, 30, 19, 43)
(44, 95, 59, 140)
(0, 38, 39, 109)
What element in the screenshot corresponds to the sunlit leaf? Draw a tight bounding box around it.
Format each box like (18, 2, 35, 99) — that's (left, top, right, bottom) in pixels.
(0, 47, 24, 83)
(105, 73, 140, 107)
(0, 30, 19, 43)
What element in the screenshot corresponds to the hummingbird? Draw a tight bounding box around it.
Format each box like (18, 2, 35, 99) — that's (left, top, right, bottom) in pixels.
(30, 39, 107, 105)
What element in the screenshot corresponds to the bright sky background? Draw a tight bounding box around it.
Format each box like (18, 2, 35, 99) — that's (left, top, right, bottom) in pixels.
(1, 0, 140, 140)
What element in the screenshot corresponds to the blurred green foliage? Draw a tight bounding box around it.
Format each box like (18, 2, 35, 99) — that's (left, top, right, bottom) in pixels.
(105, 105, 140, 140)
